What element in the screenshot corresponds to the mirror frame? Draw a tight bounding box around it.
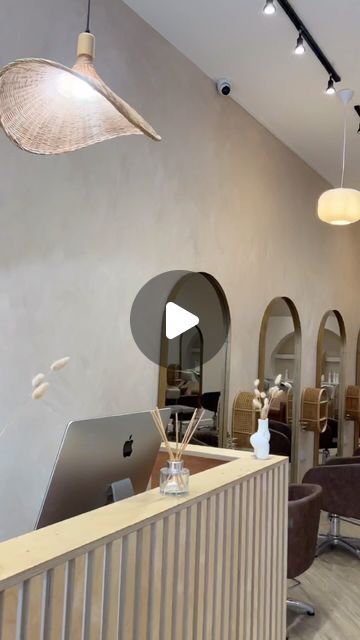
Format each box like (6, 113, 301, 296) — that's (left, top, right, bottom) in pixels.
(356, 329, 360, 385)
(316, 309, 346, 464)
(258, 296, 302, 482)
(158, 272, 231, 447)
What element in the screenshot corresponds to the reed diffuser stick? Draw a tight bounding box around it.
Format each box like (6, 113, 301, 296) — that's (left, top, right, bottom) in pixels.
(151, 407, 205, 461)
(178, 410, 205, 460)
(151, 409, 175, 461)
(175, 413, 179, 459)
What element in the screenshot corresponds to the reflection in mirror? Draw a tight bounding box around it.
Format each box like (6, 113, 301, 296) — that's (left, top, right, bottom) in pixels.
(166, 327, 203, 403)
(258, 297, 301, 481)
(344, 385, 360, 453)
(158, 272, 230, 448)
(316, 310, 346, 464)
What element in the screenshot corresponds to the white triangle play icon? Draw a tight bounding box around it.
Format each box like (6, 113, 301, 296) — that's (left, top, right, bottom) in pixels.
(166, 302, 199, 340)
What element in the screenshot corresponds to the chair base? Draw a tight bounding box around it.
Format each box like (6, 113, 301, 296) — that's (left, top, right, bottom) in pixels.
(317, 515, 360, 559)
(317, 536, 360, 559)
(287, 599, 315, 616)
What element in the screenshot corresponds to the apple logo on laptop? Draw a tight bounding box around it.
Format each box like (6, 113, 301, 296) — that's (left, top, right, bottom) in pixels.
(123, 435, 133, 458)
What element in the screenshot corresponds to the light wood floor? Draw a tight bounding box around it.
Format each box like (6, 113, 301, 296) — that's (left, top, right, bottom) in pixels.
(287, 514, 360, 639)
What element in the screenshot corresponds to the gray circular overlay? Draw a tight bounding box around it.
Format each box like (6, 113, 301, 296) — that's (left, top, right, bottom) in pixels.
(130, 270, 228, 366)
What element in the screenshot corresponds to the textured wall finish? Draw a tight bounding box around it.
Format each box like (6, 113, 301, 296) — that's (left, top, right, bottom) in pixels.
(0, 0, 359, 540)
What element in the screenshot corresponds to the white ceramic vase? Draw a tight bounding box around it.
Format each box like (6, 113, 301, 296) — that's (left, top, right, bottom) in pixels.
(250, 418, 270, 459)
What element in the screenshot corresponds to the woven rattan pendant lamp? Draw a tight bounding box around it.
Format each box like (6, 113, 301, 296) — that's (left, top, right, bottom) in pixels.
(0, 0, 161, 154)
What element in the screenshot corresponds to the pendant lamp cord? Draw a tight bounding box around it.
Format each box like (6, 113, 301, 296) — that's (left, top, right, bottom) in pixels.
(341, 108, 347, 188)
(85, 0, 92, 33)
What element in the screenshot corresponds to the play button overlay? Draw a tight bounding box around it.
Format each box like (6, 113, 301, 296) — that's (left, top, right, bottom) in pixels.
(130, 270, 229, 367)
(165, 302, 199, 339)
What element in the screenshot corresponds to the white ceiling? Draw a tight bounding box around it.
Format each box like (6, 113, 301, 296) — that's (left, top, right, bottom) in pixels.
(123, 0, 360, 187)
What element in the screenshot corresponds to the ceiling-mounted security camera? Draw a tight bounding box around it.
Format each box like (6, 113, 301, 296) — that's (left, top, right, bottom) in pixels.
(216, 78, 232, 96)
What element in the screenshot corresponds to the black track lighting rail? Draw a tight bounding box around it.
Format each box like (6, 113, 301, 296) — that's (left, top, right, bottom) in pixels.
(277, 0, 341, 83)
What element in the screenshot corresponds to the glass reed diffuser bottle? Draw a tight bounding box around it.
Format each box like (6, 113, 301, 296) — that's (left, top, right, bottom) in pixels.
(151, 407, 204, 497)
(160, 459, 190, 496)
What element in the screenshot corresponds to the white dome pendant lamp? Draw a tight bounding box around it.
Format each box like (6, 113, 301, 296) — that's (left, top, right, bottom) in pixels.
(318, 89, 360, 225)
(0, 0, 161, 155)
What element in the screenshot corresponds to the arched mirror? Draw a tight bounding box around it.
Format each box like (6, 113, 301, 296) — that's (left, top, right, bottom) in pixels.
(158, 272, 231, 448)
(258, 297, 301, 481)
(316, 310, 346, 464)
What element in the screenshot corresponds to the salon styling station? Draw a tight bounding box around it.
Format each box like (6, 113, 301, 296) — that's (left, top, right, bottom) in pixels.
(0, 446, 287, 640)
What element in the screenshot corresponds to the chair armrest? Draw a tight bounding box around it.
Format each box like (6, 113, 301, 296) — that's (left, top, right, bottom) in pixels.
(325, 456, 360, 466)
(303, 464, 360, 519)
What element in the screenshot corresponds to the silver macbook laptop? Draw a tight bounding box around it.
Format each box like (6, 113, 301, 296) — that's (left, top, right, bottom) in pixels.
(36, 408, 170, 529)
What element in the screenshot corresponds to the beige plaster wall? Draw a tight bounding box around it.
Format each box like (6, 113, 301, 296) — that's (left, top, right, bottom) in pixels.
(0, 0, 359, 539)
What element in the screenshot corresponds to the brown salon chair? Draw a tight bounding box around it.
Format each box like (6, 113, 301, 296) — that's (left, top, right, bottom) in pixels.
(287, 484, 322, 617)
(269, 428, 291, 458)
(270, 420, 291, 441)
(269, 420, 291, 462)
(171, 393, 221, 446)
(303, 457, 360, 559)
(190, 393, 221, 446)
(269, 420, 291, 460)
(177, 392, 220, 428)
(190, 431, 219, 447)
(202, 392, 220, 424)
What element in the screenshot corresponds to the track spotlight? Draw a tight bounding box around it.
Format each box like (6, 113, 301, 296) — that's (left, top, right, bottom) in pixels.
(294, 31, 305, 55)
(358, 123, 360, 134)
(263, 1, 341, 98)
(325, 76, 336, 96)
(263, 1, 276, 15)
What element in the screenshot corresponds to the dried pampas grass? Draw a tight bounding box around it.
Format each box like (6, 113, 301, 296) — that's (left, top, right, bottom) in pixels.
(50, 357, 70, 372)
(32, 382, 49, 400)
(31, 356, 71, 402)
(1, 355, 72, 442)
(252, 374, 283, 420)
(32, 373, 45, 388)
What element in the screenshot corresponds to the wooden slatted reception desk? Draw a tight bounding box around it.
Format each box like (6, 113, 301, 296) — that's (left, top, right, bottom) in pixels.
(0, 446, 288, 640)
